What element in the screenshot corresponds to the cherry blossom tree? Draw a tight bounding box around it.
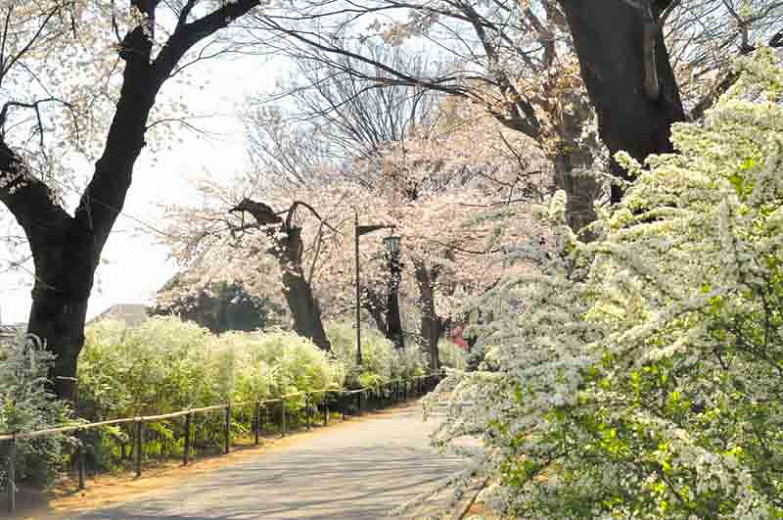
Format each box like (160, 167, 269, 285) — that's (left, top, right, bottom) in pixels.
(163, 92, 546, 369)
(248, 0, 783, 226)
(253, 3, 602, 234)
(0, 0, 268, 401)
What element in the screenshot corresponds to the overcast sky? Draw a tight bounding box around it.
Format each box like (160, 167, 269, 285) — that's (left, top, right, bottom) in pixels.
(0, 53, 283, 325)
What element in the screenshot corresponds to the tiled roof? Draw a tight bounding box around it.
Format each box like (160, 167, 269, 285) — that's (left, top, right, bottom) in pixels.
(90, 304, 150, 327)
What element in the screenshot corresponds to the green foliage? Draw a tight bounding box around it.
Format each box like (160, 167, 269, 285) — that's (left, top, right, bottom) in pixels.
(152, 279, 282, 333)
(437, 340, 467, 370)
(77, 317, 345, 467)
(326, 321, 425, 387)
(0, 335, 72, 489)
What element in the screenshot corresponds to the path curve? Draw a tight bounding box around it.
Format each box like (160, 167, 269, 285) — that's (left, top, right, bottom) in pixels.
(74, 404, 462, 520)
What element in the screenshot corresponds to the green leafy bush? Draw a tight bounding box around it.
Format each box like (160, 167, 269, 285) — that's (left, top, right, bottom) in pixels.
(437, 340, 467, 370)
(77, 317, 345, 467)
(1, 315, 428, 484)
(0, 335, 71, 489)
(326, 321, 425, 387)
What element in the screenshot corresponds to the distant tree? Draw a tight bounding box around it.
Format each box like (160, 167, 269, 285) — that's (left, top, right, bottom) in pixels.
(229, 198, 333, 351)
(152, 278, 281, 334)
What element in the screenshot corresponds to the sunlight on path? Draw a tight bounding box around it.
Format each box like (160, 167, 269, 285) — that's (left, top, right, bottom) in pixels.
(71, 404, 462, 520)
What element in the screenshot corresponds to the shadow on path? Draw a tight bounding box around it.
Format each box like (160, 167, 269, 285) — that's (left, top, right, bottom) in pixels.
(75, 405, 462, 520)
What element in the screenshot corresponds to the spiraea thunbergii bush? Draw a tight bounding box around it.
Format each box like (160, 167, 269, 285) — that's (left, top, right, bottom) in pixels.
(0, 334, 71, 489)
(326, 321, 426, 387)
(430, 49, 783, 519)
(77, 317, 345, 464)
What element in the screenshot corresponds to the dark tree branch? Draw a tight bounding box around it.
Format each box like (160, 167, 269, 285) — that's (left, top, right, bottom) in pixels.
(689, 29, 783, 121)
(0, 138, 71, 246)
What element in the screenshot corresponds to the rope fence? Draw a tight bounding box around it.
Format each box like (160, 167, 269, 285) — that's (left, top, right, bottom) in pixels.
(1, 372, 444, 513)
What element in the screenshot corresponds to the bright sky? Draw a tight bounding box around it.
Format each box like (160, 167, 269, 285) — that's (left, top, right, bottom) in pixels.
(0, 53, 284, 325)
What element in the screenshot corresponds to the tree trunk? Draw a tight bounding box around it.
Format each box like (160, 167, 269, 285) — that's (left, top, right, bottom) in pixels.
(550, 146, 599, 238)
(230, 200, 332, 351)
(545, 57, 601, 236)
(281, 270, 331, 351)
(28, 285, 89, 403)
(414, 262, 440, 371)
(26, 220, 106, 402)
(362, 287, 388, 337)
(1, 0, 264, 402)
(277, 227, 331, 351)
(386, 253, 404, 349)
(560, 0, 686, 201)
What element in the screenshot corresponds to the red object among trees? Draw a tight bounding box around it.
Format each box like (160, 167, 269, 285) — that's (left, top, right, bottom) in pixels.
(450, 326, 470, 351)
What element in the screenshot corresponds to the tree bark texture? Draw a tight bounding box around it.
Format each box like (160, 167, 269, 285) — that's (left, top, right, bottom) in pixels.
(278, 227, 331, 351)
(414, 261, 441, 371)
(386, 253, 404, 349)
(362, 287, 388, 337)
(551, 146, 598, 237)
(560, 0, 686, 201)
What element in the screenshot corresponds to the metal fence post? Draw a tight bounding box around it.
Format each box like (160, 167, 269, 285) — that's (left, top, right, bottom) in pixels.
(77, 429, 86, 490)
(224, 405, 231, 454)
(134, 420, 142, 478)
(183, 413, 192, 466)
(7, 435, 15, 513)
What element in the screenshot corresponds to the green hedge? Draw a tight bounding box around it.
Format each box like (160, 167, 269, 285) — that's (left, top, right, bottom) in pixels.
(1, 317, 433, 486)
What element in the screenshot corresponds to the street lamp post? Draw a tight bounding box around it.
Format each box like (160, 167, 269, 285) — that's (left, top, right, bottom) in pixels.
(354, 211, 399, 365)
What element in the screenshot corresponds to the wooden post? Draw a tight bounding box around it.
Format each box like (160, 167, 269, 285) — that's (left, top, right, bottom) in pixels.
(134, 420, 142, 478)
(7, 435, 15, 513)
(403, 378, 408, 404)
(357, 391, 362, 416)
(224, 405, 231, 454)
(341, 393, 346, 421)
(183, 413, 192, 466)
(254, 402, 261, 445)
(323, 394, 329, 426)
(77, 429, 86, 490)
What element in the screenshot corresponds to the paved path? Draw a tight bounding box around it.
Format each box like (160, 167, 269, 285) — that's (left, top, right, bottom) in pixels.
(74, 404, 463, 520)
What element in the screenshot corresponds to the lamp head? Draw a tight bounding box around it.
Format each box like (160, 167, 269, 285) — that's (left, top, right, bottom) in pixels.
(383, 233, 402, 255)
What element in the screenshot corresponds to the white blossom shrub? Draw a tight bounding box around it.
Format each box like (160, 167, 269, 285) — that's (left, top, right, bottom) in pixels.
(438, 340, 468, 371)
(326, 321, 425, 387)
(0, 334, 71, 489)
(78, 317, 345, 462)
(431, 49, 783, 519)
